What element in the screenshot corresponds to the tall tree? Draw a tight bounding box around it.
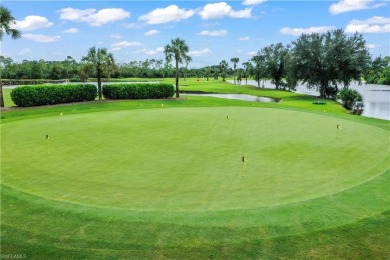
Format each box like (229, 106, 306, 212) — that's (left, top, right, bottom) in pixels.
(0, 6, 21, 107)
(242, 61, 253, 85)
(219, 60, 229, 81)
(81, 46, 115, 100)
(263, 43, 289, 90)
(251, 52, 267, 88)
(365, 56, 390, 85)
(236, 68, 244, 85)
(62, 56, 78, 80)
(164, 38, 191, 98)
(0, 6, 21, 41)
(230, 57, 239, 85)
(204, 66, 211, 81)
(289, 29, 371, 99)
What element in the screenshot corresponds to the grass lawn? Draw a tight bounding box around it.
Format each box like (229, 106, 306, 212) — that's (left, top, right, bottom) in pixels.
(1, 79, 389, 259)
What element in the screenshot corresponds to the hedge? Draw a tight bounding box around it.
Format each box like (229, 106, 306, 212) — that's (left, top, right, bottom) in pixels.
(10, 84, 97, 107)
(102, 83, 174, 100)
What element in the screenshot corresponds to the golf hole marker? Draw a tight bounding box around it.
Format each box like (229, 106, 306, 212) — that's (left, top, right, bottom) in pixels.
(241, 156, 248, 177)
(336, 124, 341, 138)
(46, 134, 50, 154)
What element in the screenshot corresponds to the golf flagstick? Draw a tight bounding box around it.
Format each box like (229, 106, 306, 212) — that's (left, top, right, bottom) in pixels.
(46, 134, 50, 154)
(336, 124, 341, 139)
(241, 156, 248, 177)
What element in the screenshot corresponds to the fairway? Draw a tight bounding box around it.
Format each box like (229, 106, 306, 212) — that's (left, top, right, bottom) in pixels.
(2, 107, 389, 213)
(1, 104, 390, 258)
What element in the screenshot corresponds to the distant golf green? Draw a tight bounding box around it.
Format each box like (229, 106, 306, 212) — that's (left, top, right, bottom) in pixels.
(1, 91, 389, 258)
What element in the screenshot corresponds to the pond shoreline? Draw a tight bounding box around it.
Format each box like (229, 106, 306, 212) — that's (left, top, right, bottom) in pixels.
(228, 80, 390, 121)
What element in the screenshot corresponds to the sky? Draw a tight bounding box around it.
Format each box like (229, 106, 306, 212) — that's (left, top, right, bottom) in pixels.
(1, 0, 389, 68)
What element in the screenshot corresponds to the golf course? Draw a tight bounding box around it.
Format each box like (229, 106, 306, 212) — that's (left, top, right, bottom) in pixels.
(1, 80, 389, 259)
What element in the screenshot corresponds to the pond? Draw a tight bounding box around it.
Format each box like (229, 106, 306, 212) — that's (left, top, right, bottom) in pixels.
(230, 80, 390, 121)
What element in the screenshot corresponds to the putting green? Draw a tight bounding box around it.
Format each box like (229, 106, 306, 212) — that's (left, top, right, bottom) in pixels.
(1, 107, 389, 211)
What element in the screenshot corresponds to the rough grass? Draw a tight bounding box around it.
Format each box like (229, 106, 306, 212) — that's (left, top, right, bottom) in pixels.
(1, 79, 389, 259)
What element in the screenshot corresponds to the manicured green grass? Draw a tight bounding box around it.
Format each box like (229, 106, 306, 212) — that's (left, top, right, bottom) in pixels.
(2, 88, 15, 107)
(1, 79, 389, 258)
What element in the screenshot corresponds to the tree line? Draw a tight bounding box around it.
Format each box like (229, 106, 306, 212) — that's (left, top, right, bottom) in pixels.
(1, 49, 388, 90)
(0, 56, 216, 81)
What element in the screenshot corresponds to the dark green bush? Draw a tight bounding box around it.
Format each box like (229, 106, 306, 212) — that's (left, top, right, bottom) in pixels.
(10, 84, 97, 107)
(337, 87, 364, 115)
(102, 83, 174, 100)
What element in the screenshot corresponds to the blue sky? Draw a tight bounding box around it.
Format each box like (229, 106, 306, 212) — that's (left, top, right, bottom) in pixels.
(1, 0, 389, 67)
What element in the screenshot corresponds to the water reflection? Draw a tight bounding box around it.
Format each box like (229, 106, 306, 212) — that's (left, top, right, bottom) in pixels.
(230, 80, 390, 121)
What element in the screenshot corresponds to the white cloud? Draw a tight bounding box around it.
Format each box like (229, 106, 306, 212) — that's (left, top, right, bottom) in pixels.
(345, 16, 390, 33)
(363, 16, 390, 24)
(242, 0, 267, 6)
(329, 0, 385, 15)
(189, 48, 212, 56)
(145, 50, 158, 55)
(110, 34, 122, 39)
(62, 28, 79, 34)
(239, 36, 251, 41)
(197, 30, 228, 36)
(140, 47, 164, 55)
(133, 48, 148, 54)
(59, 8, 130, 26)
(139, 5, 195, 24)
(280, 26, 336, 36)
(199, 2, 252, 19)
(247, 51, 257, 56)
(122, 23, 145, 29)
(144, 29, 160, 36)
(22, 34, 61, 42)
(367, 44, 380, 49)
(58, 8, 95, 21)
(19, 48, 32, 55)
(13, 16, 53, 31)
(111, 41, 141, 51)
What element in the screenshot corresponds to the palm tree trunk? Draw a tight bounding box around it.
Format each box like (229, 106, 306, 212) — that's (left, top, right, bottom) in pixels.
(0, 80, 4, 107)
(175, 60, 179, 98)
(97, 67, 102, 100)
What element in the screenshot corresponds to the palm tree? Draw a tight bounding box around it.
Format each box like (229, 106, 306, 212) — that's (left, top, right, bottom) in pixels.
(251, 52, 267, 88)
(230, 57, 239, 85)
(242, 61, 253, 85)
(164, 38, 191, 98)
(81, 46, 115, 100)
(0, 6, 21, 107)
(236, 68, 244, 85)
(219, 60, 229, 81)
(0, 6, 21, 41)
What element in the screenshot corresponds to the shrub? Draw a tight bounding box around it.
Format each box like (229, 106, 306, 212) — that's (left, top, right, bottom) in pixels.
(337, 87, 364, 115)
(10, 84, 97, 107)
(102, 83, 174, 100)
